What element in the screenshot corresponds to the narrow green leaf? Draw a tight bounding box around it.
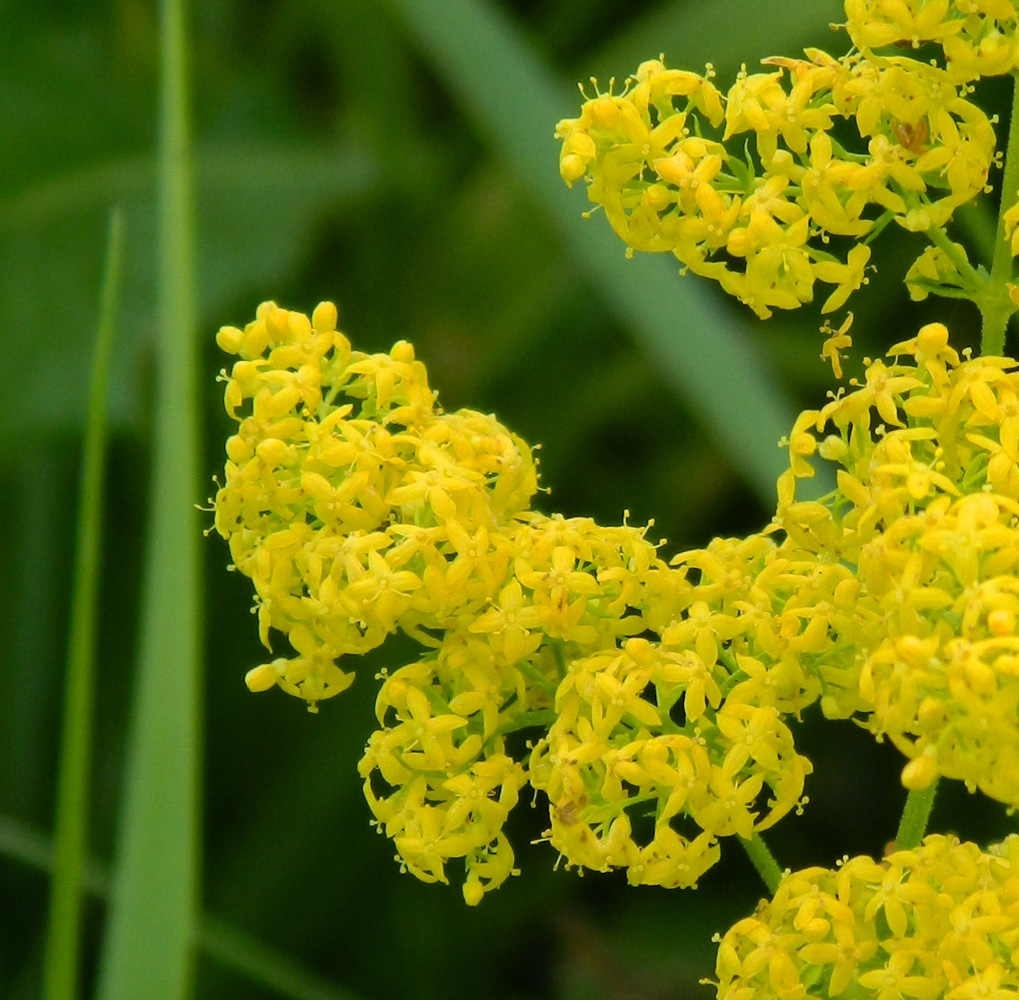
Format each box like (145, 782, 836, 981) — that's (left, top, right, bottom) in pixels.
(0, 144, 387, 447)
(4, 818, 365, 1000)
(43, 207, 123, 1000)
(95, 0, 201, 996)
(384, 0, 800, 503)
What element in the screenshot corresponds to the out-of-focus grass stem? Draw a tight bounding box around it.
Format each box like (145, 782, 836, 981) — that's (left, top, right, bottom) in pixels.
(43, 207, 123, 1000)
(95, 0, 202, 995)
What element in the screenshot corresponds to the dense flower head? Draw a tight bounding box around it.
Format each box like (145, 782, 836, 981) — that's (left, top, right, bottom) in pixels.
(778, 321, 1019, 804)
(214, 300, 538, 706)
(713, 834, 1019, 1000)
(854, 491, 1019, 804)
(213, 302, 883, 900)
(779, 321, 1019, 560)
(557, 32, 996, 317)
(359, 634, 532, 904)
(844, 0, 1019, 82)
(528, 637, 809, 890)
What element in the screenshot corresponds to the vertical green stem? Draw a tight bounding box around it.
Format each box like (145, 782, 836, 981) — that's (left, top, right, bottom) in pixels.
(894, 780, 938, 852)
(981, 71, 1019, 356)
(43, 209, 123, 1000)
(739, 832, 783, 896)
(95, 0, 201, 996)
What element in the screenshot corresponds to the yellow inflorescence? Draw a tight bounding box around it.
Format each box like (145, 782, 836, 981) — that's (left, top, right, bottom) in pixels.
(213, 301, 900, 901)
(713, 834, 1019, 1000)
(210, 25, 1019, 1000)
(845, 0, 1019, 82)
(780, 321, 1019, 806)
(557, 15, 1003, 317)
(214, 299, 538, 705)
(214, 303, 1019, 899)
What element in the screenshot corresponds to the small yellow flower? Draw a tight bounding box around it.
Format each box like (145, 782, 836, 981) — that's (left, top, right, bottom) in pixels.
(814, 244, 871, 314)
(820, 312, 853, 379)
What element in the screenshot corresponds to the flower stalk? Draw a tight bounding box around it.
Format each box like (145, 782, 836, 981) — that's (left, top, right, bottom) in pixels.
(981, 71, 1019, 355)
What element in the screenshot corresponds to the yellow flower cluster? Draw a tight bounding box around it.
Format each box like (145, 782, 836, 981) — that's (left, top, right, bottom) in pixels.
(779, 321, 1019, 805)
(556, 14, 997, 316)
(846, 0, 1019, 82)
(526, 527, 875, 890)
(214, 299, 1019, 912)
(358, 514, 681, 903)
(214, 301, 893, 901)
(713, 834, 1019, 1000)
(213, 299, 538, 705)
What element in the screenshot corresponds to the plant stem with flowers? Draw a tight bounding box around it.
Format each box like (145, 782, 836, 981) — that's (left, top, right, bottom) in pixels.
(211, 2, 1019, 996)
(983, 73, 1019, 353)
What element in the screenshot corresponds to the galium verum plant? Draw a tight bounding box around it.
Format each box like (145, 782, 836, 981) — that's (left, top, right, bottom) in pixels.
(211, 1, 1019, 994)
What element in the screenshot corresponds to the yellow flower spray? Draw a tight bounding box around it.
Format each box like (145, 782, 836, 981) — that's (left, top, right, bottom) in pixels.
(212, 0, 1019, 994)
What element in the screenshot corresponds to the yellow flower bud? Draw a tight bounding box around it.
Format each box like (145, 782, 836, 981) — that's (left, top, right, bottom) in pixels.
(390, 340, 415, 363)
(311, 300, 338, 332)
(216, 325, 244, 354)
(900, 752, 938, 791)
(245, 662, 282, 693)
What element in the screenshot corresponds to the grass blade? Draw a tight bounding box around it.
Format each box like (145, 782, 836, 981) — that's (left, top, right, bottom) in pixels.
(95, 0, 201, 995)
(42, 207, 123, 1000)
(385, 0, 799, 503)
(5, 818, 365, 1000)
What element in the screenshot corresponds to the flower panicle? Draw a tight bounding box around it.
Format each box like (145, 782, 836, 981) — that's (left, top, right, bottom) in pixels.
(557, 17, 1001, 318)
(778, 321, 1019, 808)
(844, 0, 1019, 83)
(212, 302, 886, 902)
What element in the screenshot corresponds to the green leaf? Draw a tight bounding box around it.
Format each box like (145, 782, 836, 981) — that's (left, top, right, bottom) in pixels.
(43, 207, 124, 1000)
(96, 0, 201, 996)
(0, 144, 384, 446)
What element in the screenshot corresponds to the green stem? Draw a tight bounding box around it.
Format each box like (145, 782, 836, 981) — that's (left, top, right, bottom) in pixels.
(43, 208, 123, 1000)
(496, 708, 556, 736)
(894, 780, 938, 851)
(924, 222, 984, 289)
(739, 832, 783, 895)
(981, 71, 1019, 356)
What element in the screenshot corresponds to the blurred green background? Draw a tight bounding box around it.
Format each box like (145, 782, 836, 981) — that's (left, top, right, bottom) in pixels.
(2, 1, 1011, 998)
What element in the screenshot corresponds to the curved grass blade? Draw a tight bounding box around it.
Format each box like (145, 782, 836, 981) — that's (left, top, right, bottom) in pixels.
(95, 0, 202, 995)
(42, 207, 123, 1000)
